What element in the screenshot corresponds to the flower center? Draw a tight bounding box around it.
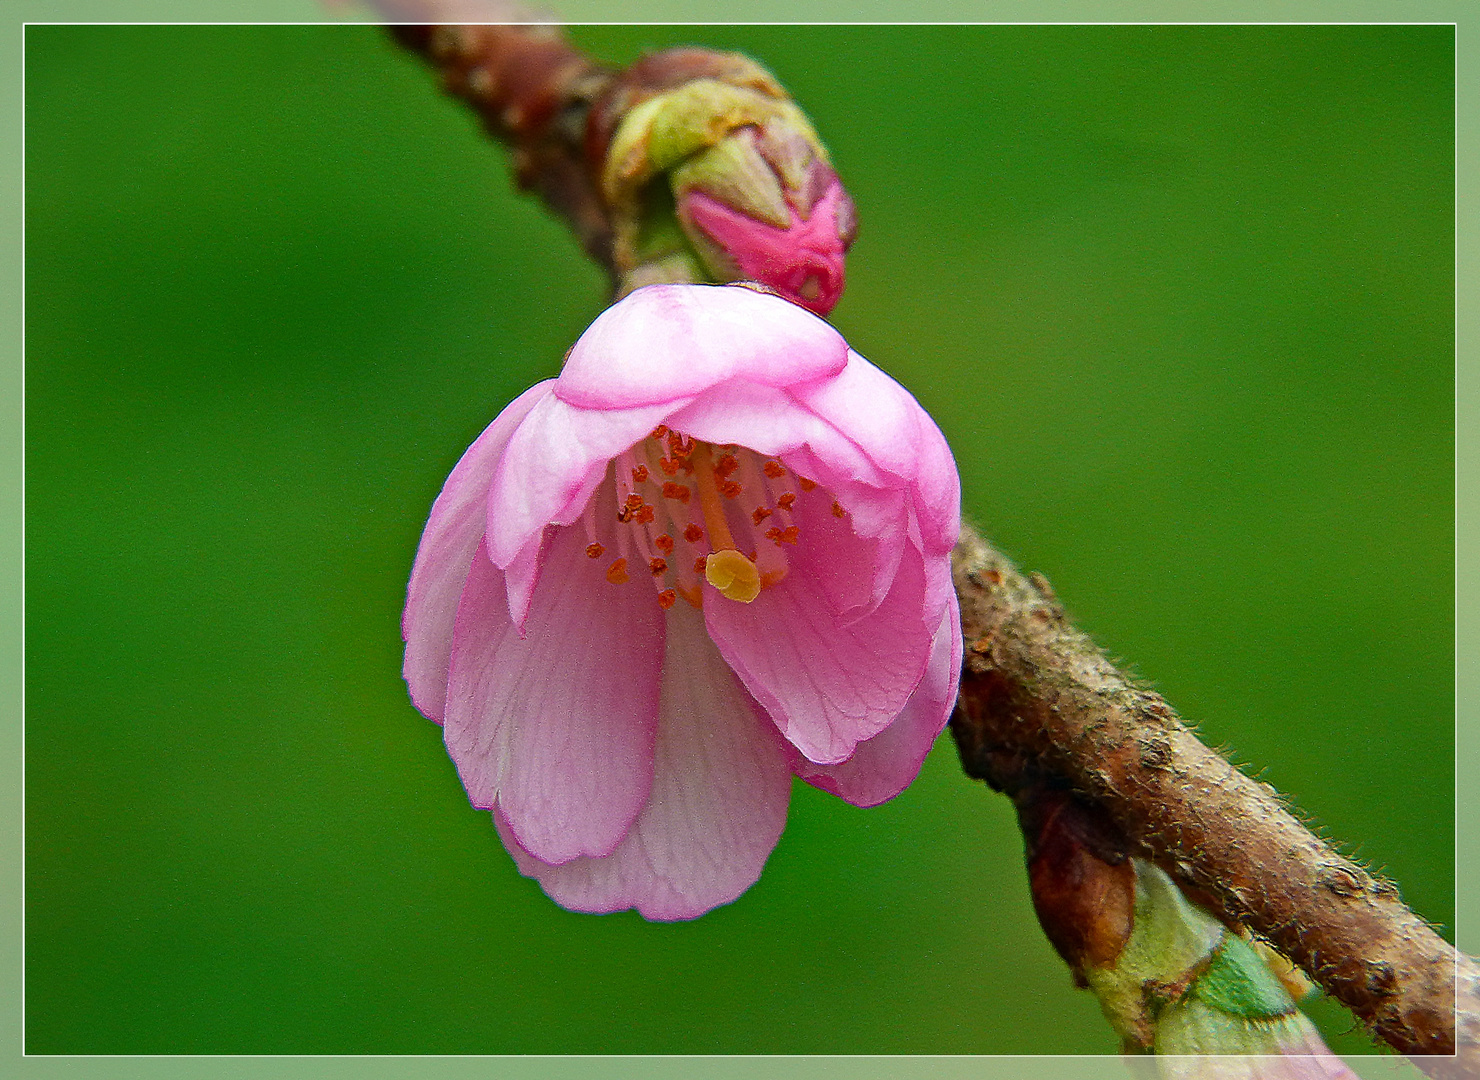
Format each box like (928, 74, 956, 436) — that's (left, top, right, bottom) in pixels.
(579, 426, 842, 609)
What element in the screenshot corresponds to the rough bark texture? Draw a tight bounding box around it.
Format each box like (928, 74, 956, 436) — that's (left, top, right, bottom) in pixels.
(391, 21, 619, 271)
(949, 523, 1477, 1076)
(384, 17, 1471, 1072)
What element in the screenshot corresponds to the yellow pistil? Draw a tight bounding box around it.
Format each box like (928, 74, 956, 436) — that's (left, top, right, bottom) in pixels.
(690, 442, 762, 603)
(704, 548, 761, 603)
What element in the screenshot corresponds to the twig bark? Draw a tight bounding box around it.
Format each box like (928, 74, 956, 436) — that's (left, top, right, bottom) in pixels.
(384, 18, 1472, 1073)
(949, 524, 1476, 1076)
(390, 21, 618, 270)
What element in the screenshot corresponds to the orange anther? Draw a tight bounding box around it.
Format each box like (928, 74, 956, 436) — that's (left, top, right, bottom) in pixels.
(766, 525, 799, 546)
(683, 523, 704, 544)
(658, 457, 680, 476)
(715, 453, 739, 477)
(662, 481, 691, 504)
(657, 589, 677, 610)
(650, 425, 668, 440)
(655, 534, 674, 554)
(798, 477, 817, 491)
(777, 492, 796, 511)
(763, 461, 786, 478)
(586, 542, 605, 559)
(625, 493, 644, 511)
(694, 556, 709, 575)
(617, 506, 633, 523)
(832, 501, 846, 518)
(606, 558, 629, 584)
(719, 479, 742, 499)
(635, 505, 655, 524)
(752, 506, 773, 524)
(649, 557, 668, 576)
(631, 464, 649, 484)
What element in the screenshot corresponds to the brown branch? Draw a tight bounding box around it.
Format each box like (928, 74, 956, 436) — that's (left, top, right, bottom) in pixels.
(383, 17, 1473, 1072)
(390, 20, 619, 271)
(949, 523, 1477, 1076)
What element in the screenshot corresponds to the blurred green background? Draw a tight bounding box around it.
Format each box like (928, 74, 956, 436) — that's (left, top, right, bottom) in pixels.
(24, 22, 1453, 1056)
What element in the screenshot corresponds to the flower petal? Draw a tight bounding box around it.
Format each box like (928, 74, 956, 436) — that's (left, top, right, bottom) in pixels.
(555, 283, 848, 411)
(444, 518, 664, 866)
(793, 599, 961, 806)
(402, 380, 553, 721)
(497, 600, 792, 920)
(485, 390, 679, 592)
(662, 379, 887, 489)
(704, 541, 937, 765)
(792, 350, 961, 555)
(784, 479, 905, 621)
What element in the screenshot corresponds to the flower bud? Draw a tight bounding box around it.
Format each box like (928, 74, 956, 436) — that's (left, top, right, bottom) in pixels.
(1096, 862, 1359, 1078)
(597, 52, 856, 313)
(1018, 792, 1356, 1076)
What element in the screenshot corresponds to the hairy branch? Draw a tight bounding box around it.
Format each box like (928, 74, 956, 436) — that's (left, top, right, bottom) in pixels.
(390, 19, 618, 268)
(949, 525, 1475, 1075)
(384, 17, 1470, 1072)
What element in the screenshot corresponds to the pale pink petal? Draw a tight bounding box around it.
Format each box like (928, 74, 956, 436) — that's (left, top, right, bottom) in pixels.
(485, 392, 678, 588)
(704, 542, 937, 765)
(784, 479, 905, 620)
(401, 380, 553, 721)
(793, 350, 960, 555)
(555, 283, 848, 410)
(661, 379, 887, 489)
(794, 599, 961, 806)
(443, 514, 664, 866)
(497, 601, 793, 920)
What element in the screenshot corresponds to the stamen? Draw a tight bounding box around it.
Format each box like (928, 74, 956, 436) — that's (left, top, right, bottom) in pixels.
(752, 506, 773, 525)
(661, 481, 691, 504)
(683, 523, 704, 544)
(658, 457, 680, 476)
(654, 534, 674, 554)
(649, 557, 668, 577)
(763, 460, 786, 478)
(766, 525, 800, 546)
(606, 558, 629, 585)
(719, 479, 742, 499)
(658, 589, 677, 610)
(832, 501, 847, 518)
(651, 425, 668, 440)
(777, 492, 796, 511)
(631, 463, 649, 484)
(586, 542, 604, 559)
(715, 453, 739, 478)
(799, 477, 817, 491)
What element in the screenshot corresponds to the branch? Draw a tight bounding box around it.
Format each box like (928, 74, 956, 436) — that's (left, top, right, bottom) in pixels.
(382, 17, 1472, 1072)
(388, 20, 618, 271)
(949, 524, 1477, 1076)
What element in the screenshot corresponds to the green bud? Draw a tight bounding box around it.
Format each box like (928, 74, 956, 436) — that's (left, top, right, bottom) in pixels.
(1083, 859, 1226, 1049)
(1085, 862, 1359, 1077)
(597, 53, 854, 313)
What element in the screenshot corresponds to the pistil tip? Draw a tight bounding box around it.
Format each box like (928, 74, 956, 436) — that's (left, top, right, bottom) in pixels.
(704, 549, 762, 603)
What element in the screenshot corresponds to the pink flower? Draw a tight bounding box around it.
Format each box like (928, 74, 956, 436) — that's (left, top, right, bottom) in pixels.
(402, 283, 961, 920)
